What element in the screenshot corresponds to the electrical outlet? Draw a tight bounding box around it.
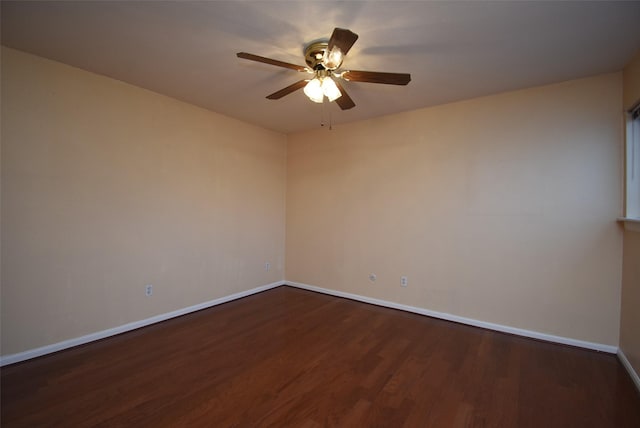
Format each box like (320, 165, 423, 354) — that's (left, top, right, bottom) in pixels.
(369, 273, 377, 282)
(401, 276, 408, 287)
(265, 262, 271, 272)
(145, 284, 153, 296)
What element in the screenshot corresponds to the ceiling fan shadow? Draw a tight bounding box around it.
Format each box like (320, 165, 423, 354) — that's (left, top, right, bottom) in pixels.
(321, 2, 367, 31)
(359, 43, 457, 57)
(191, 1, 301, 46)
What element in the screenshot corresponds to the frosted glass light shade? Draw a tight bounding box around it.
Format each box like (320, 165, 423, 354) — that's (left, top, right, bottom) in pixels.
(322, 77, 342, 102)
(303, 78, 324, 103)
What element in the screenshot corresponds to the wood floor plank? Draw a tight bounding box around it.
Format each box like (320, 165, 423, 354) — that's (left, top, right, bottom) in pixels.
(2, 286, 639, 427)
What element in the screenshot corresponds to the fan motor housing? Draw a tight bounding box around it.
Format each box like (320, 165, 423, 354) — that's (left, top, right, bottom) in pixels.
(304, 41, 342, 70)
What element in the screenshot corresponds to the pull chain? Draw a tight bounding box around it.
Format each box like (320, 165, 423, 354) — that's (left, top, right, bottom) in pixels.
(319, 101, 333, 130)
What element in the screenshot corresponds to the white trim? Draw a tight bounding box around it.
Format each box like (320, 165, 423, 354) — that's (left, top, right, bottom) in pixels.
(617, 217, 640, 232)
(285, 281, 618, 354)
(618, 349, 640, 392)
(625, 112, 640, 219)
(2, 279, 620, 367)
(0, 281, 286, 367)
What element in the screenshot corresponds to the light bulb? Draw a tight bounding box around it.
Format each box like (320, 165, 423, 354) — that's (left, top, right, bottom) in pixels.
(303, 78, 324, 103)
(322, 77, 342, 102)
(324, 48, 343, 70)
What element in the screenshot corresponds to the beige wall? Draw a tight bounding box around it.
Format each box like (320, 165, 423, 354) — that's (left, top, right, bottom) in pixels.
(1, 47, 287, 356)
(287, 73, 623, 346)
(623, 50, 640, 110)
(1, 45, 630, 358)
(620, 50, 640, 379)
(621, 231, 640, 371)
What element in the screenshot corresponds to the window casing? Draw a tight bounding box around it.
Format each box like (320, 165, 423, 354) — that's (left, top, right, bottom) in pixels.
(624, 104, 640, 219)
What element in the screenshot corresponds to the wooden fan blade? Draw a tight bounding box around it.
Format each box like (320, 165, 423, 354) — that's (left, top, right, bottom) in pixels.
(328, 28, 359, 56)
(342, 70, 411, 85)
(266, 80, 308, 100)
(237, 52, 307, 72)
(333, 80, 355, 110)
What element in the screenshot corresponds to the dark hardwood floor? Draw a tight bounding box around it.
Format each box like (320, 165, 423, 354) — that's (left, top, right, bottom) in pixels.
(1, 286, 639, 427)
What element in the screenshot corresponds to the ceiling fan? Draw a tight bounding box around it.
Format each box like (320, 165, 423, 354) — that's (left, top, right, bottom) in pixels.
(237, 28, 411, 110)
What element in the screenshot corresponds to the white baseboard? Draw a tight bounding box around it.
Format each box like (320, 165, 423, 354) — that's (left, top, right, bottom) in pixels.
(2, 279, 620, 367)
(618, 349, 640, 392)
(0, 280, 285, 367)
(285, 281, 618, 354)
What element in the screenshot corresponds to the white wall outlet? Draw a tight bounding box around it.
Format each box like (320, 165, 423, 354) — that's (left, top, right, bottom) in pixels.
(265, 262, 271, 272)
(369, 273, 377, 282)
(145, 284, 153, 296)
(401, 276, 408, 287)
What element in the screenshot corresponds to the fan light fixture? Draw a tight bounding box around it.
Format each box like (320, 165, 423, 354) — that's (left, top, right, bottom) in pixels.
(304, 76, 342, 103)
(321, 77, 342, 102)
(303, 78, 323, 102)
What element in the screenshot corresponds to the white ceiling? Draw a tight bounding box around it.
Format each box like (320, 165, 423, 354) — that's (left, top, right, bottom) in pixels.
(2, 1, 640, 134)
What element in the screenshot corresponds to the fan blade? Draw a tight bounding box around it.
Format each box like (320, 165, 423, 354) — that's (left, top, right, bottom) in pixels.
(342, 70, 411, 85)
(333, 80, 355, 110)
(328, 28, 359, 56)
(266, 80, 308, 100)
(237, 52, 307, 72)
